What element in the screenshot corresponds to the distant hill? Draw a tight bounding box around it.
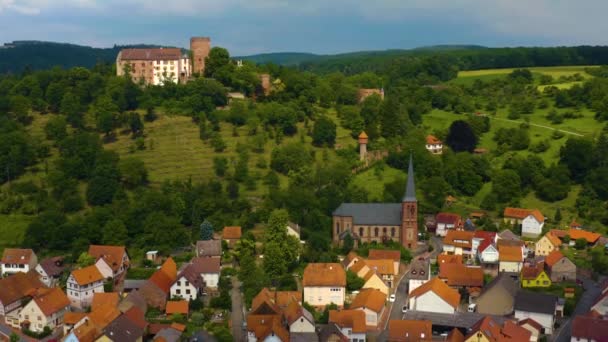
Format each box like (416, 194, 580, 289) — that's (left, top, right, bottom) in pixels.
(0, 41, 174, 74)
(236, 52, 321, 66)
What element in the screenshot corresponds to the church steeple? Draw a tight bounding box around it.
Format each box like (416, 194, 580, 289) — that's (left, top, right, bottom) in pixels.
(403, 154, 416, 202)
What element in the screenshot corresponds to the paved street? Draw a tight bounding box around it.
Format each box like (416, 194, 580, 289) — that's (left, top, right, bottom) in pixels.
(553, 277, 602, 342)
(231, 278, 245, 342)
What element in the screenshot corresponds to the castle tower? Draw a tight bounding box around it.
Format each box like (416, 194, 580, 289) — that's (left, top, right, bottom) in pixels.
(190, 37, 211, 75)
(358, 131, 368, 161)
(401, 155, 418, 249)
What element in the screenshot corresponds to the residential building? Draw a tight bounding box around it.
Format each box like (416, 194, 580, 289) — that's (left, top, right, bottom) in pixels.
(518, 318, 543, 342)
(328, 310, 367, 342)
(251, 288, 301, 314)
(521, 262, 551, 288)
(303, 263, 346, 307)
(438, 254, 463, 265)
(166, 300, 188, 317)
(443, 230, 475, 257)
(116, 48, 191, 85)
(407, 257, 430, 294)
(350, 288, 387, 328)
(503, 208, 544, 238)
(474, 273, 519, 316)
(246, 315, 289, 342)
(446, 328, 465, 342)
(286, 222, 302, 241)
(349, 259, 389, 295)
(535, 232, 562, 256)
(284, 300, 315, 333)
(438, 263, 484, 289)
(101, 314, 145, 342)
(192, 256, 221, 289)
(387, 319, 432, 342)
(514, 291, 557, 334)
(591, 284, 608, 316)
(408, 278, 460, 314)
(332, 156, 418, 249)
(195, 240, 222, 258)
(139, 258, 177, 309)
(342, 251, 363, 270)
(570, 315, 608, 342)
(425, 135, 443, 155)
(465, 316, 531, 342)
(35, 256, 65, 287)
(477, 239, 499, 273)
(170, 263, 204, 301)
(436, 213, 462, 237)
(357, 88, 384, 102)
(499, 245, 524, 273)
(19, 287, 70, 333)
(368, 249, 401, 274)
(497, 229, 521, 242)
(561, 228, 601, 246)
(544, 251, 576, 283)
(67, 265, 105, 309)
(365, 259, 397, 288)
(0, 271, 44, 324)
(1, 248, 37, 275)
(88, 245, 130, 279)
(222, 226, 242, 247)
(472, 231, 497, 256)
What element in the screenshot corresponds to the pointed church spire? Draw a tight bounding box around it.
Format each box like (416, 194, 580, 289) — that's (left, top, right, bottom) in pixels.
(403, 154, 416, 202)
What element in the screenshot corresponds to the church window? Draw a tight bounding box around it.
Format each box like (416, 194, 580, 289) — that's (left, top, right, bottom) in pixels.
(383, 227, 387, 235)
(359, 228, 364, 237)
(391, 228, 396, 237)
(374, 228, 379, 237)
(336, 222, 340, 233)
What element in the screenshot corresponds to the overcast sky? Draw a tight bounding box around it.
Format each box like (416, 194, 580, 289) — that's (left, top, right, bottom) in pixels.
(0, 0, 606, 55)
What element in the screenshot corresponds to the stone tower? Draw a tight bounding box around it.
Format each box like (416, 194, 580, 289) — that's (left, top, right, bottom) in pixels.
(401, 155, 418, 249)
(358, 131, 368, 161)
(190, 37, 211, 75)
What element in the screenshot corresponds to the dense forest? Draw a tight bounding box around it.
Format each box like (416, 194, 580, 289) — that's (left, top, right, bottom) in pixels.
(2, 43, 608, 289)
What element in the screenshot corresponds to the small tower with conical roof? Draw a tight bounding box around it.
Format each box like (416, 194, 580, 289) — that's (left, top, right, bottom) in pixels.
(401, 155, 418, 249)
(358, 131, 368, 161)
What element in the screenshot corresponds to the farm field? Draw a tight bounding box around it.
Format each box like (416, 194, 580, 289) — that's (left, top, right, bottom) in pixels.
(0, 214, 32, 253)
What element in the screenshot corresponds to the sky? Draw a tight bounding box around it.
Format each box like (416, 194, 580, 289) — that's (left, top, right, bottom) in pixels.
(0, 0, 607, 56)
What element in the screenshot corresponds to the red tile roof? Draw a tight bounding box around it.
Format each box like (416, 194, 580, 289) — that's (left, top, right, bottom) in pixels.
(149, 258, 177, 294)
(446, 328, 465, 342)
(426, 135, 442, 145)
(474, 231, 497, 241)
(329, 310, 367, 334)
(1, 248, 35, 264)
(439, 264, 484, 287)
(303, 263, 346, 287)
(436, 213, 461, 225)
(0, 271, 44, 305)
(32, 287, 70, 316)
(124, 306, 147, 330)
(409, 278, 460, 309)
(88, 245, 128, 273)
(521, 263, 546, 280)
(71, 265, 104, 286)
(499, 245, 523, 262)
(119, 48, 182, 61)
(518, 318, 543, 332)
(478, 239, 495, 254)
(571, 315, 608, 341)
(165, 300, 188, 315)
(503, 207, 533, 220)
(350, 288, 387, 313)
(388, 319, 432, 341)
(467, 316, 531, 341)
(222, 226, 242, 240)
(544, 250, 566, 267)
(368, 249, 401, 262)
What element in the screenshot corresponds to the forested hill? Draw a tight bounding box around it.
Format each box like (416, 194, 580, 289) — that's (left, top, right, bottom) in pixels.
(0, 41, 168, 74)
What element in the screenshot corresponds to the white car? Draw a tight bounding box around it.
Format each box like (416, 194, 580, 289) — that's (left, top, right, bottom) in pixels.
(402, 305, 408, 313)
(389, 294, 396, 303)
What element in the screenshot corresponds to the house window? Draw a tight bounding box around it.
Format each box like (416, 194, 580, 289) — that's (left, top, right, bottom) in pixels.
(375, 228, 379, 237)
(177, 281, 181, 286)
(391, 228, 395, 237)
(176, 289, 181, 294)
(186, 289, 191, 294)
(185, 281, 189, 286)
(336, 223, 340, 234)
(300, 318, 304, 323)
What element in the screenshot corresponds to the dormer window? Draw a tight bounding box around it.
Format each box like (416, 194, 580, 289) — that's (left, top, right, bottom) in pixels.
(411, 270, 417, 275)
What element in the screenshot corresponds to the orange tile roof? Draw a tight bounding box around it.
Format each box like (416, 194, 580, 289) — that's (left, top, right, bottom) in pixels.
(251, 288, 301, 314)
(64, 312, 87, 325)
(88, 245, 128, 273)
(501, 320, 533, 341)
(149, 257, 177, 294)
(467, 316, 531, 342)
(544, 232, 562, 248)
(368, 249, 401, 262)
(388, 319, 432, 341)
(519, 318, 543, 332)
(349, 259, 369, 275)
(71, 265, 104, 285)
(344, 251, 360, 264)
(120, 48, 182, 61)
(0, 248, 35, 264)
(438, 264, 484, 287)
(88, 303, 121, 330)
(329, 310, 366, 334)
(0, 270, 44, 305)
(529, 209, 545, 223)
(545, 250, 566, 267)
(499, 245, 523, 262)
(503, 207, 533, 220)
(426, 135, 442, 145)
(443, 230, 474, 248)
(246, 314, 289, 342)
(71, 320, 100, 342)
(409, 278, 460, 309)
(358, 131, 368, 139)
(567, 229, 601, 244)
(438, 254, 463, 265)
(446, 328, 465, 342)
(350, 288, 387, 313)
(170, 322, 186, 332)
(33, 287, 70, 316)
(222, 226, 242, 240)
(124, 306, 147, 330)
(283, 300, 313, 326)
(91, 292, 120, 311)
(303, 263, 346, 287)
(165, 300, 188, 315)
(521, 263, 546, 280)
(365, 259, 396, 275)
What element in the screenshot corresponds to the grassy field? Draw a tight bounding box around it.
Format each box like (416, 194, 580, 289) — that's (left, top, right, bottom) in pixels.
(352, 166, 403, 201)
(0, 214, 32, 253)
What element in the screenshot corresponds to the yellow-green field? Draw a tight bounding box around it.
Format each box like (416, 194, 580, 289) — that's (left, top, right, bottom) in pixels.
(457, 65, 595, 78)
(0, 214, 32, 253)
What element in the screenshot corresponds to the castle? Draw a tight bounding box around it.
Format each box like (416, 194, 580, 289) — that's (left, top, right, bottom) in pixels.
(116, 36, 211, 86)
(332, 155, 418, 249)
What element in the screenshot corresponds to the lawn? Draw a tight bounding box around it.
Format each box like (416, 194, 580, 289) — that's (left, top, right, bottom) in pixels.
(457, 65, 595, 78)
(352, 165, 404, 201)
(0, 214, 32, 253)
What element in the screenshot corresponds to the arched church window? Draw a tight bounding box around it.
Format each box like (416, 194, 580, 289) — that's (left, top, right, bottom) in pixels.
(359, 228, 364, 237)
(336, 222, 340, 233)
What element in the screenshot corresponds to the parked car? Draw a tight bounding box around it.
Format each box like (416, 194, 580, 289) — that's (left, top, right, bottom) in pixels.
(468, 303, 477, 312)
(389, 294, 396, 302)
(402, 305, 408, 313)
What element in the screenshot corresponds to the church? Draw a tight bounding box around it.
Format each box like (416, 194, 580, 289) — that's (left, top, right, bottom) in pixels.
(332, 156, 418, 249)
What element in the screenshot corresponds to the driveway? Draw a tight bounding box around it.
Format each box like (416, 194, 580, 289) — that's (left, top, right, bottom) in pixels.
(231, 278, 245, 342)
(553, 277, 602, 342)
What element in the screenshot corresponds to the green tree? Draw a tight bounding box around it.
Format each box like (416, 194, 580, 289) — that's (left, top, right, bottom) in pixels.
(44, 115, 68, 142)
(128, 112, 144, 137)
(9, 95, 31, 124)
(346, 270, 364, 291)
(270, 143, 313, 175)
(493, 169, 522, 203)
(97, 111, 114, 136)
(204, 47, 231, 77)
(446, 120, 478, 152)
(312, 116, 337, 147)
(265, 209, 289, 244)
(575, 238, 587, 250)
(263, 241, 288, 281)
(103, 219, 128, 245)
(560, 138, 594, 182)
(554, 208, 562, 222)
(210, 133, 226, 152)
(118, 157, 147, 188)
(77, 252, 95, 267)
(60, 92, 83, 128)
(200, 219, 214, 240)
(213, 157, 228, 177)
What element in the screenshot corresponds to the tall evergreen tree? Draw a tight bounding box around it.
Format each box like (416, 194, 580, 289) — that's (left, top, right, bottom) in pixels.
(200, 219, 214, 240)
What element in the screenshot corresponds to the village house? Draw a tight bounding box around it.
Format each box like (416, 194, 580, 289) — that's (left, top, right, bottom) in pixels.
(477, 239, 499, 274)
(408, 278, 460, 314)
(284, 300, 315, 334)
(88, 245, 130, 280)
(67, 265, 105, 309)
(442, 230, 475, 257)
(19, 287, 70, 333)
(521, 262, 551, 288)
(438, 263, 484, 290)
(465, 316, 531, 342)
(166, 300, 189, 317)
(357, 88, 384, 102)
(518, 319, 543, 342)
(535, 232, 562, 256)
(286, 222, 303, 242)
(503, 208, 545, 238)
(192, 256, 221, 289)
(436, 213, 462, 237)
(474, 273, 519, 316)
(101, 313, 146, 342)
(438, 254, 463, 265)
(0, 271, 44, 326)
(35, 256, 65, 287)
(472, 231, 497, 256)
(425, 135, 443, 155)
(328, 309, 367, 342)
(170, 263, 204, 301)
(139, 258, 177, 309)
(350, 288, 387, 328)
(195, 239, 222, 258)
(365, 259, 398, 288)
(222, 226, 242, 247)
(498, 244, 524, 274)
(446, 328, 465, 342)
(544, 250, 576, 282)
(560, 228, 601, 247)
(246, 314, 289, 342)
(407, 257, 430, 294)
(388, 320, 432, 342)
(514, 291, 557, 334)
(571, 315, 608, 342)
(368, 249, 401, 275)
(303, 263, 346, 307)
(349, 259, 390, 295)
(1, 248, 38, 275)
